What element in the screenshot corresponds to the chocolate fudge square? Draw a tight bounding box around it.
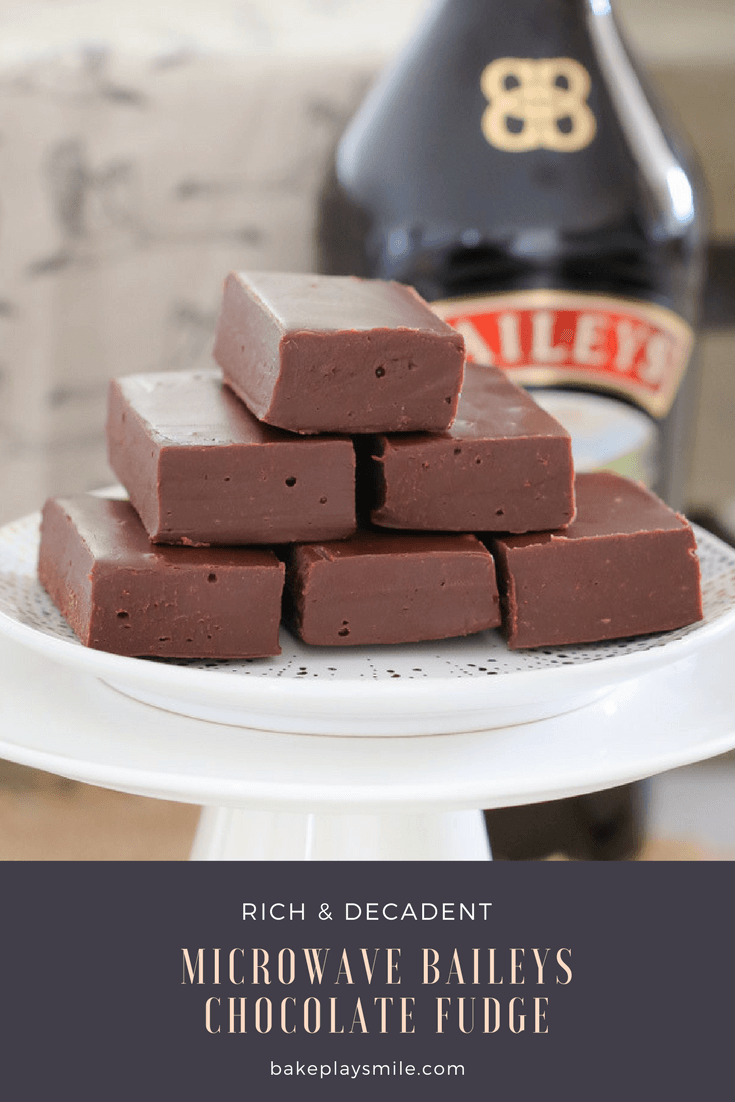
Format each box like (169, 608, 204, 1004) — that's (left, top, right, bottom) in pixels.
(213, 271, 465, 434)
(38, 495, 284, 658)
(107, 370, 355, 545)
(365, 363, 575, 532)
(285, 531, 500, 646)
(489, 471, 703, 649)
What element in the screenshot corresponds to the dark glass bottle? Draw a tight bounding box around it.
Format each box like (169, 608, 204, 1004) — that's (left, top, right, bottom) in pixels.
(317, 0, 704, 859)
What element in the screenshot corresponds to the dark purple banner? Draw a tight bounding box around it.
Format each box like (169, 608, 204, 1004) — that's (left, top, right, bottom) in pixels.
(1, 861, 730, 1100)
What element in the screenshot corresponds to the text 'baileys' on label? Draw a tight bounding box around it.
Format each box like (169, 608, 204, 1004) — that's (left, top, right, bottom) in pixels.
(431, 289, 693, 418)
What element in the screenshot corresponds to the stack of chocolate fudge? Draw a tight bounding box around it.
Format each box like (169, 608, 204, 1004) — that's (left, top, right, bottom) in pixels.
(38, 271, 703, 658)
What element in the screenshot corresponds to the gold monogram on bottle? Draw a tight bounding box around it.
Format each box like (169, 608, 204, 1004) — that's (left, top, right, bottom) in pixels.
(480, 58, 596, 152)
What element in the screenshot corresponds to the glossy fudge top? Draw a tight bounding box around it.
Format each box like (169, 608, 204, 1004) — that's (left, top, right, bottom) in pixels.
(213, 271, 465, 434)
(46, 493, 279, 571)
(451, 363, 572, 441)
(234, 271, 458, 336)
(504, 471, 690, 546)
(111, 369, 303, 447)
(562, 472, 688, 537)
(293, 530, 493, 563)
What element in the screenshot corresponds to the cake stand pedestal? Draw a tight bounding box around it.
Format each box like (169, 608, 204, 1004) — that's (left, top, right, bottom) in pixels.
(2, 629, 735, 861)
(190, 807, 492, 860)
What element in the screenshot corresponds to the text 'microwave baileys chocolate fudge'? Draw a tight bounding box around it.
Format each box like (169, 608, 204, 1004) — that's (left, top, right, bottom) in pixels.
(212, 271, 465, 434)
(488, 471, 703, 649)
(284, 531, 500, 647)
(107, 370, 356, 546)
(38, 495, 285, 658)
(363, 363, 575, 533)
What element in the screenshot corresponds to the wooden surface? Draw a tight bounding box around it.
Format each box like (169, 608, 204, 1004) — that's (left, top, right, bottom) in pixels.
(0, 765, 732, 861)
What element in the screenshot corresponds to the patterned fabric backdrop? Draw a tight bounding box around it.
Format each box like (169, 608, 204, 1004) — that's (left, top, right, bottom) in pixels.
(0, 0, 426, 522)
(1, 1, 731, 523)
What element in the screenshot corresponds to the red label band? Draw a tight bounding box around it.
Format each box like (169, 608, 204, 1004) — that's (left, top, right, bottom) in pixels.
(431, 290, 694, 418)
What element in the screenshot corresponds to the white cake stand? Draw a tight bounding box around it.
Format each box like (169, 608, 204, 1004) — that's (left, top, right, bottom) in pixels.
(1, 627, 735, 859)
(2, 513, 735, 860)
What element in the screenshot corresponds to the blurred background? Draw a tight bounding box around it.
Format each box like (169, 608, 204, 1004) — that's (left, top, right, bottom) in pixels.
(0, 0, 734, 859)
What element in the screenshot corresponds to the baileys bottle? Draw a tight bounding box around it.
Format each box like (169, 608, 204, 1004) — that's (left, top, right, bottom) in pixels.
(317, 0, 704, 859)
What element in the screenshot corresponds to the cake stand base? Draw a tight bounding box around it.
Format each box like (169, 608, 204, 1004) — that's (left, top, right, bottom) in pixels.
(3, 629, 735, 864)
(190, 807, 492, 860)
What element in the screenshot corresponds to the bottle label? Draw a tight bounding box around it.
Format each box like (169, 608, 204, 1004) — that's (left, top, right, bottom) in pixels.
(480, 58, 597, 153)
(432, 289, 694, 486)
(431, 289, 693, 418)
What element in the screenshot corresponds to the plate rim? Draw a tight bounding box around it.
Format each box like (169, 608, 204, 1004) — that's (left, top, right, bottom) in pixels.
(1, 632, 735, 810)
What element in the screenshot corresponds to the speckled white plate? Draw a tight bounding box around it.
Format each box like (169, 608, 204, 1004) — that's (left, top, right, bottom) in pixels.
(1, 510, 734, 735)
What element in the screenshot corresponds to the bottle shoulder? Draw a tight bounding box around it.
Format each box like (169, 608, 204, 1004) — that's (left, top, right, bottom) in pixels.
(332, 0, 703, 246)
(319, 2, 705, 315)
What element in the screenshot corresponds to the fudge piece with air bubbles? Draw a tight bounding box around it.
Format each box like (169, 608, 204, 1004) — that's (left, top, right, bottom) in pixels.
(488, 471, 703, 649)
(364, 363, 575, 533)
(285, 530, 500, 647)
(213, 270, 465, 434)
(107, 369, 356, 545)
(38, 495, 284, 658)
